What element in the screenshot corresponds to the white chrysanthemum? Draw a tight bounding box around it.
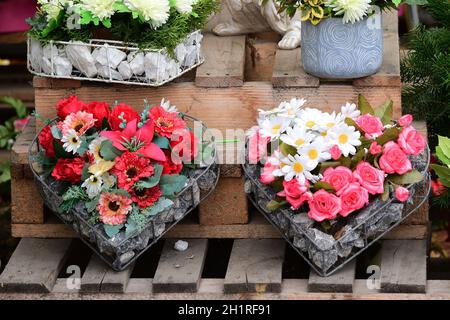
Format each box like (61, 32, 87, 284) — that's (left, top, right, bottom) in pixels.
(89, 136, 107, 163)
(62, 129, 81, 154)
(125, 0, 170, 28)
(173, 0, 195, 14)
(79, 0, 116, 20)
(258, 116, 290, 141)
(280, 126, 315, 150)
(82, 175, 103, 198)
(280, 154, 315, 183)
(328, 124, 362, 157)
(325, 0, 372, 24)
(341, 102, 360, 119)
(295, 108, 324, 131)
(160, 98, 178, 112)
(300, 141, 331, 167)
(38, 0, 69, 21)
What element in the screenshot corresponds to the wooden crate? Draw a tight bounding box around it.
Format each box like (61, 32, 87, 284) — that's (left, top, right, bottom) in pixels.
(0, 237, 441, 299)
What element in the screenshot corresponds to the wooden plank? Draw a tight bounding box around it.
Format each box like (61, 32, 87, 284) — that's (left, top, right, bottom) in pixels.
(32, 76, 81, 89)
(199, 177, 248, 225)
(11, 218, 428, 239)
(80, 255, 109, 293)
(308, 260, 356, 293)
(152, 239, 208, 293)
(382, 9, 398, 34)
(33, 78, 402, 132)
(0, 238, 71, 293)
(11, 173, 44, 224)
(380, 240, 427, 293)
(245, 34, 279, 81)
(224, 239, 285, 293)
(11, 116, 36, 165)
(195, 34, 246, 87)
(101, 263, 134, 293)
(272, 48, 320, 88)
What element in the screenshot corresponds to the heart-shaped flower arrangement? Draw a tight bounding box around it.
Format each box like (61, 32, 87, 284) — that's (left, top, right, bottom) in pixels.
(29, 96, 218, 270)
(243, 95, 430, 276)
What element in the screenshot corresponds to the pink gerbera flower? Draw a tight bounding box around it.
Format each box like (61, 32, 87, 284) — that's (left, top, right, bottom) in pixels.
(97, 192, 132, 225)
(61, 111, 96, 136)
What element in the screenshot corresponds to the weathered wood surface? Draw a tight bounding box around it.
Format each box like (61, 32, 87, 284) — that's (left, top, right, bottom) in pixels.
(152, 239, 208, 293)
(224, 239, 285, 293)
(308, 260, 356, 293)
(195, 34, 246, 87)
(380, 240, 427, 293)
(0, 238, 71, 293)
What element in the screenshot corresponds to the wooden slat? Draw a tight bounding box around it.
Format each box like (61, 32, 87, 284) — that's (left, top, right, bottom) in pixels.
(152, 239, 208, 293)
(11, 116, 35, 165)
(33, 79, 402, 132)
(224, 239, 285, 293)
(380, 240, 427, 293)
(308, 260, 356, 293)
(272, 48, 320, 88)
(81, 255, 134, 293)
(0, 238, 71, 293)
(195, 34, 246, 87)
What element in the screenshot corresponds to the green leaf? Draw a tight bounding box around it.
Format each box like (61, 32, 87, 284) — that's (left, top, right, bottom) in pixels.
(76, 138, 89, 156)
(280, 142, 297, 156)
(436, 146, 450, 166)
(381, 182, 390, 201)
(160, 174, 188, 196)
(266, 200, 286, 212)
(85, 197, 99, 213)
(125, 219, 138, 237)
(431, 164, 450, 187)
(110, 188, 131, 198)
(53, 140, 74, 159)
(0, 161, 11, 184)
(102, 18, 111, 28)
(438, 135, 450, 162)
(387, 169, 424, 185)
(376, 127, 400, 145)
(99, 140, 123, 160)
(142, 197, 174, 217)
(312, 181, 335, 192)
(374, 99, 393, 125)
(113, 2, 131, 12)
(0, 96, 28, 118)
(351, 148, 366, 168)
(358, 94, 375, 115)
(103, 224, 123, 238)
(134, 164, 163, 189)
(153, 136, 170, 149)
(318, 161, 340, 172)
(50, 125, 62, 139)
(102, 117, 110, 130)
(81, 164, 90, 181)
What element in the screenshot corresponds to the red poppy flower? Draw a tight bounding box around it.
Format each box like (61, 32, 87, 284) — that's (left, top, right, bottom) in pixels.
(111, 152, 155, 191)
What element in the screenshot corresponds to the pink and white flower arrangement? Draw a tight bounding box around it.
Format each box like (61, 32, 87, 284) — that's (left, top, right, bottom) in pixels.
(248, 95, 426, 222)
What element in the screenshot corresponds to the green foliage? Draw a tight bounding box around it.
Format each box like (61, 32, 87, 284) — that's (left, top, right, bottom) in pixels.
(134, 164, 163, 190)
(266, 199, 287, 212)
(358, 94, 375, 115)
(436, 135, 450, 164)
(141, 197, 174, 216)
(0, 162, 11, 184)
(0, 96, 30, 150)
(59, 185, 89, 213)
(401, 0, 450, 146)
(160, 174, 188, 196)
(432, 164, 450, 187)
(99, 140, 123, 160)
(376, 127, 400, 145)
(104, 224, 123, 237)
(387, 169, 424, 185)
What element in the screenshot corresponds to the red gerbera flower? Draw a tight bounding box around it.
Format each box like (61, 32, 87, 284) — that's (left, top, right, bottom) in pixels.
(111, 152, 154, 191)
(148, 105, 186, 138)
(130, 185, 162, 209)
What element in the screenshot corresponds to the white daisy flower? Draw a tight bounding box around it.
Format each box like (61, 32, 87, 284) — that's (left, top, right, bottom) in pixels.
(62, 129, 81, 154)
(280, 154, 315, 183)
(280, 126, 315, 150)
(89, 136, 107, 163)
(300, 141, 331, 167)
(277, 98, 306, 118)
(258, 116, 290, 141)
(328, 124, 362, 157)
(125, 0, 170, 28)
(316, 111, 346, 138)
(340, 102, 360, 119)
(325, 0, 372, 24)
(160, 98, 177, 112)
(296, 108, 324, 131)
(82, 175, 103, 198)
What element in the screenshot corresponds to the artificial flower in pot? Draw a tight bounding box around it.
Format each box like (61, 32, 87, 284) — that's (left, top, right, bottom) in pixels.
(274, 0, 425, 79)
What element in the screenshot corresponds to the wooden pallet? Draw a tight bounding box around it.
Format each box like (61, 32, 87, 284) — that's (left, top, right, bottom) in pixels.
(0, 237, 443, 299)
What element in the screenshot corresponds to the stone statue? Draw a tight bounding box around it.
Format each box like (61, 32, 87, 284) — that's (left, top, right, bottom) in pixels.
(208, 0, 302, 49)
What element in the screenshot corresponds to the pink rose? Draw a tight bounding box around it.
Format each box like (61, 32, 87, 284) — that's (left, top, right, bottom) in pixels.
(355, 114, 384, 139)
(369, 141, 382, 155)
(395, 186, 410, 202)
(307, 190, 341, 222)
(397, 126, 426, 156)
(322, 166, 354, 193)
(260, 162, 277, 184)
(379, 141, 412, 175)
(330, 144, 342, 160)
(277, 179, 310, 209)
(248, 128, 270, 164)
(339, 182, 369, 217)
(398, 114, 413, 127)
(353, 161, 385, 195)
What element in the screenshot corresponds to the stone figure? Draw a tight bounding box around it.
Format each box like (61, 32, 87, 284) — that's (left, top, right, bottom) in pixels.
(208, 0, 301, 49)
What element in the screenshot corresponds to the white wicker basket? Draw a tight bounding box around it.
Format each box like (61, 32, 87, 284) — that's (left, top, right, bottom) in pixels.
(27, 30, 204, 87)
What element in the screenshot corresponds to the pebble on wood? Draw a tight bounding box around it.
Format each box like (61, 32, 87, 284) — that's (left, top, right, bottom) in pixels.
(174, 240, 189, 252)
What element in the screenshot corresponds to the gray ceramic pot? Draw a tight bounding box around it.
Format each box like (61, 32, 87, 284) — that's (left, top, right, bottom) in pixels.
(301, 14, 383, 79)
